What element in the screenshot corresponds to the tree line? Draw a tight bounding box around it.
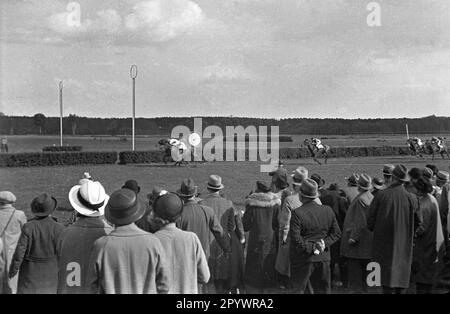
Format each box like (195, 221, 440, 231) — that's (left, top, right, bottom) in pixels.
(0, 113, 449, 136)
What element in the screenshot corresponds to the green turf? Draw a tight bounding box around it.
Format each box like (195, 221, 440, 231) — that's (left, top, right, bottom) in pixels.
(2, 156, 449, 219)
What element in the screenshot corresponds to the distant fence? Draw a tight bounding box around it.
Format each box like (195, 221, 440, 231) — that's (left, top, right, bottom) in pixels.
(0, 146, 411, 167)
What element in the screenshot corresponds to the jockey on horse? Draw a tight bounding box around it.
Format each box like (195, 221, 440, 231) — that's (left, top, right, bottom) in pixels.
(158, 137, 189, 166)
(311, 138, 324, 151)
(407, 137, 425, 157)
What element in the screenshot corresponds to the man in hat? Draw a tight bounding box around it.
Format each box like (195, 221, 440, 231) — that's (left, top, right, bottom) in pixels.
(368, 165, 423, 294)
(200, 175, 245, 294)
(437, 171, 450, 252)
(343, 173, 360, 204)
(57, 180, 112, 294)
(9, 193, 64, 293)
(243, 181, 281, 293)
(86, 188, 170, 294)
(0, 191, 26, 294)
(372, 177, 385, 197)
(152, 193, 210, 293)
(312, 173, 348, 289)
(176, 178, 230, 293)
(382, 164, 395, 186)
(270, 168, 292, 252)
(275, 167, 307, 289)
(290, 179, 341, 294)
(340, 174, 374, 293)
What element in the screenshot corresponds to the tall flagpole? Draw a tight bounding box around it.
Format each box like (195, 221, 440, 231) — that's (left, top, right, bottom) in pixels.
(405, 123, 409, 139)
(130, 65, 138, 151)
(59, 81, 63, 146)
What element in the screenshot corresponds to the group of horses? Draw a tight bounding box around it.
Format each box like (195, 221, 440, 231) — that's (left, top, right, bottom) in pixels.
(156, 136, 448, 167)
(407, 137, 450, 160)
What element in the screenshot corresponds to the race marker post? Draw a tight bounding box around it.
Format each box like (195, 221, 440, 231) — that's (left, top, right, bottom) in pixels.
(405, 124, 409, 140)
(130, 65, 138, 151)
(59, 81, 63, 146)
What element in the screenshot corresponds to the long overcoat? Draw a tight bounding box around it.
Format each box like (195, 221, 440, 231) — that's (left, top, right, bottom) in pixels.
(367, 182, 422, 288)
(243, 192, 281, 288)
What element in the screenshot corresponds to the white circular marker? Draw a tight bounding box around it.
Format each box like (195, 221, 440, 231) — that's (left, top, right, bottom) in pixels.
(189, 133, 201, 147)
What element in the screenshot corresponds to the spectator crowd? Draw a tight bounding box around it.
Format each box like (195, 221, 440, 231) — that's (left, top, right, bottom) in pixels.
(1, 163, 450, 294)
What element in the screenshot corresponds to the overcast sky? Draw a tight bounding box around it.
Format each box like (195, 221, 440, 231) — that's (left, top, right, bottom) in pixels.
(1, 0, 449, 118)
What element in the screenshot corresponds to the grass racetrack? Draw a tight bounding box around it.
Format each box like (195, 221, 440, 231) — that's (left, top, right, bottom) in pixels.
(3, 155, 449, 219)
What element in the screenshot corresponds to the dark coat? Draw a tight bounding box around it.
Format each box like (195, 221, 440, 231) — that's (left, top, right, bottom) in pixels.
(340, 190, 374, 259)
(439, 183, 449, 245)
(412, 194, 444, 285)
(367, 182, 422, 288)
(176, 199, 229, 261)
(243, 192, 280, 288)
(57, 216, 112, 294)
(290, 201, 341, 265)
(200, 193, 243, 282)
(9, 216, 65, 294)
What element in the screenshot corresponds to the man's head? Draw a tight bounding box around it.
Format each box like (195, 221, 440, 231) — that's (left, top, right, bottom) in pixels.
(206, 175, 224, 193)
(151, 192, 184, 224)
(299, 179, 319, 203)
(177, 178, 198, 201)
(393, 165, 410, 184)
(382, 164, 395, 182)
(270, 168, 289, 191)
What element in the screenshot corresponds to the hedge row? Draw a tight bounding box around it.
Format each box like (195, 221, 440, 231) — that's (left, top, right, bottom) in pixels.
(42, 146, 83, 152)
(0, 146, 411, 167)
(118, 146, 410, 164)
(0, 152, 117, 167)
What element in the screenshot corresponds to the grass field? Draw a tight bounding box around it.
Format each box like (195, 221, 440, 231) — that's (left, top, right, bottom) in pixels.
(2, 156, 449, 219)
(3, 134, 450, 153)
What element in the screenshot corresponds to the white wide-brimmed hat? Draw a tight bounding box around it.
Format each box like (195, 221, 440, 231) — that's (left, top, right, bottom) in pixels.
(69, 180, 109, 217)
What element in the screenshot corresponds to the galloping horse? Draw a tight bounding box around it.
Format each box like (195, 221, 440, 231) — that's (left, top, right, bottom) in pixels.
(303, 139, 330, 165)
(158, 138, 189, 166)
(427, 138, 450, 160)
(406, 138, 425, 158)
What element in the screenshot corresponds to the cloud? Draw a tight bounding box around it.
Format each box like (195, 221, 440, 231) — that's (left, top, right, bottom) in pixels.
(44, 0, 203, 44)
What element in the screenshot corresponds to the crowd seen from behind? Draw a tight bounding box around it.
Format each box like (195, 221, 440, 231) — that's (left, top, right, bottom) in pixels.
(1, 163, 450, 294)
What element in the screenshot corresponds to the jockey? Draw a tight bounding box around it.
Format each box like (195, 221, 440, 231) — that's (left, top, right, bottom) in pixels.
(413, 137, 423, 148)
(311, 138, 324, 150)
(169, 138, 187, 154)
(431, 136, 444, 151)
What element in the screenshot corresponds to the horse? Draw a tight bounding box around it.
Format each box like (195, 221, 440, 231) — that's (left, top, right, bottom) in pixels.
(158, 138, 189, 166)
(303, 139, 330, 165)
(427, 138, 450, 160)
(406, 138, 425, 158)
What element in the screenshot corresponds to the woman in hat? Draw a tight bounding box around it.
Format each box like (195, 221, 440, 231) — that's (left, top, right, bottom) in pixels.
(57, 180, 112, 294)
(340, 174, 374, 293)
(411, 177, 444, 294)
(152, 193, 210, 293)
(86, 188, 170, 294)
(243, 181, 281, 293)
(9, 193, 64, 293)
(0, 191, 27, 294)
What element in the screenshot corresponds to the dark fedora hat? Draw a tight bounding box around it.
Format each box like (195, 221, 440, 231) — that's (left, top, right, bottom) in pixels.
(345, 173, 359, 186)
(256, 181, 271, 193)
(122, 180, 141, 194)
(31, 193, 57, 217)
(105, 188, 145, 226)
(153, 193, 184, 222)
(310, 173, 325, 188)
(382, 164, 395, 176)
(177, 178, 198, 197)
(357, 173, 372, 191)
(393, 164, 409, 182)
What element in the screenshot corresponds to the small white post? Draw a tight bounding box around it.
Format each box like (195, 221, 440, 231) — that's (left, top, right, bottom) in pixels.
(130, 65, 138, 151)
(405, 123, 409, 139)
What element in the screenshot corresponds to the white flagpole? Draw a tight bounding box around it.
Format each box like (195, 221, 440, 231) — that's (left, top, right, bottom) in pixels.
(405, 123, 409, 139)
(59, 81, 63, 146)
(130, 65, 138, 151)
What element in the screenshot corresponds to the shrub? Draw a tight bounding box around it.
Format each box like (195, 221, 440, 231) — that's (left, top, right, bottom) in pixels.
(42, 146, 82, 152)
(0, 151, 117, 167)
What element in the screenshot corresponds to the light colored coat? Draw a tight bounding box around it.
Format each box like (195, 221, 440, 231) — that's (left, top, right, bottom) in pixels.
(275, 193, 301, 277)
(0, 205, 26, 294)
(154, 223, 209, 293)
(86, 223, 170, 294)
